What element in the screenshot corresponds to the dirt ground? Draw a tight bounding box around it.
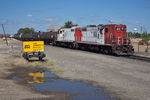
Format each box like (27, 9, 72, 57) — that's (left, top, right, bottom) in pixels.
(0, 39, 150, 100)
(0, 39, 70, 100)
(44, 46, 150, 100)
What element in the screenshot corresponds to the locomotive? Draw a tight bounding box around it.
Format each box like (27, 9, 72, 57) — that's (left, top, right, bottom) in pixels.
(55, 24, 134, 55)
(14, 24, 134, 56)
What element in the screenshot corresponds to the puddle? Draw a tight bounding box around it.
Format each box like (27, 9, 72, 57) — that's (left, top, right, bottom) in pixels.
(12, 76, 18, 79)
(12, 71, 115, 100)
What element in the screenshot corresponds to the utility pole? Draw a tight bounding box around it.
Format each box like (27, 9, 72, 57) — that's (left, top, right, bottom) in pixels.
(2, 24, 8, 46)
(140, 25, 143, 34)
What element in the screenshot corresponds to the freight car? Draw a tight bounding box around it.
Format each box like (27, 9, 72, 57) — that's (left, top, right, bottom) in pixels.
(55, 24, 134, 55)
(39, 32, 57, 44)
(14, 31, 57, 44)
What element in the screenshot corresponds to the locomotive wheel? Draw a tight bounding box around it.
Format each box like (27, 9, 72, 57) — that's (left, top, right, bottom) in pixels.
(104, 49, 109, 54)
(52, 42, 56, 46)
(115, 50, 121, 56)
(69, 44, 73, 49)
(73, 42, 79, 49)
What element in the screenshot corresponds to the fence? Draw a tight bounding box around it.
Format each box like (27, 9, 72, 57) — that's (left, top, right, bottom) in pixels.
(132, 42, 150, 56)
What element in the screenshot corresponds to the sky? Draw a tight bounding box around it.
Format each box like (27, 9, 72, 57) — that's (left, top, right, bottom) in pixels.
(0, 0, 150, 34)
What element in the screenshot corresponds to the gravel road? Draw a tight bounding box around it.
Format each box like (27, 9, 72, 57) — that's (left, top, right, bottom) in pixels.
(45, 45, 150, 100)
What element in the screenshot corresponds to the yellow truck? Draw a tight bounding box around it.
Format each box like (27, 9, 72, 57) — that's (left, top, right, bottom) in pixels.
(22, 41, 46, 60)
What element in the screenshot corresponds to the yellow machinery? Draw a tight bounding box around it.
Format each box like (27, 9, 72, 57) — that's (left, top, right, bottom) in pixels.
(22, 41, 46, 60)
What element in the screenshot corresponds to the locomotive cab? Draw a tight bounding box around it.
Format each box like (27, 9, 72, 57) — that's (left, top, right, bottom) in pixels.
(104, 24, 134, 55)
(104, 24, 128, 45)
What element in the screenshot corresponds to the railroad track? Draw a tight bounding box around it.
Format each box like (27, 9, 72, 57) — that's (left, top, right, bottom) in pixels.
(128, 55, 150, 62)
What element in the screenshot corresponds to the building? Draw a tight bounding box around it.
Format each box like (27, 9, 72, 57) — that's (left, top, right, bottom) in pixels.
(0, 34, 3, 38)
(48, 25, 62, 32)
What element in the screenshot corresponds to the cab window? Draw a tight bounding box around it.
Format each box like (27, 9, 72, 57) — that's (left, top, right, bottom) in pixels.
(82, 28, 87, 31)
(59, 31, 62, 34)
(105, 28, 108, 33)
(123, 27, 126, 31)
(76, 29, 81, 32)
(71, 29, 74, 32)
(116, 27, 121, 30)
(100, 29, 103, 34)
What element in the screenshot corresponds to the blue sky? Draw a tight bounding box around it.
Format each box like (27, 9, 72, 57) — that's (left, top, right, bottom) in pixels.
(0, 0, 150, 34)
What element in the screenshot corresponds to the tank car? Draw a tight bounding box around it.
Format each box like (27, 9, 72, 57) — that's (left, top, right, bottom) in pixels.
(14, 31, 58, 44)
(39, 31, 57, 44)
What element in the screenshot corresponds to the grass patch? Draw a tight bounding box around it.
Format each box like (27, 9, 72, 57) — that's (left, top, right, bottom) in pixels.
(50, 67, 64, 75)
(1, 55, 64, 75)
(44, 61, 54, 66)
(134, 52, 150, 56)
(2, 58, 28, 67)
(2, 57, 55, 68)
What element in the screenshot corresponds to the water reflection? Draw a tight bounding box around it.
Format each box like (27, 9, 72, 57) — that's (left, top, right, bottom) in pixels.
(27, 72, 44, 84)
(12, 71, 115, 100)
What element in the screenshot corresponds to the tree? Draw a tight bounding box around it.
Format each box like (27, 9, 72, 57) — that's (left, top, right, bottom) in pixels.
(141, 31, 150, 53)
(142, 31, 149, 44)
(126, 32, 133, 38)
(126, 32, 141, 38)
(63, 21, 78, 28)
(17, 28, 35, 35)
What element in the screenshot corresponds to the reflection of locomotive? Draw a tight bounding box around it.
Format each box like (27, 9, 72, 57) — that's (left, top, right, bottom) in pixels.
(14, 24, 134, 56)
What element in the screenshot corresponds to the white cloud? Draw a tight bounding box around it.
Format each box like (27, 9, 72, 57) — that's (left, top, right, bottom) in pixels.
(44, 18, 54, 23)
(43, 17, 59, 25)
(108, 20, 120, 23)
(0, 19, 7, 24)
(27, 14, 33, 17)
(2, 19, 7, 23)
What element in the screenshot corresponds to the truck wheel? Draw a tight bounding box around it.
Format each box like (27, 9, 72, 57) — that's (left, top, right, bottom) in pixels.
(26, 57, 29, 61)
(39, 57, 42, 61)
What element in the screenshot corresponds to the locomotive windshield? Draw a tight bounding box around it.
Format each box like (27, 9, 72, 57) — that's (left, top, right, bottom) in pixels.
(116, 27, 126, 31)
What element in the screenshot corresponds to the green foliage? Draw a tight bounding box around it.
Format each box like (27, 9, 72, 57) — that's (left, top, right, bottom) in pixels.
(63, 21, 78, 28)
(127, 32, 141, 38)
(17, 28, 35, 35)
(141, 31, 150, 44)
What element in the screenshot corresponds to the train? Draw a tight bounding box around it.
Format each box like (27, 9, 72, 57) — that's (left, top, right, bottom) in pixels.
(14, 31, 57, 44)
(14, 24, 134, 56)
